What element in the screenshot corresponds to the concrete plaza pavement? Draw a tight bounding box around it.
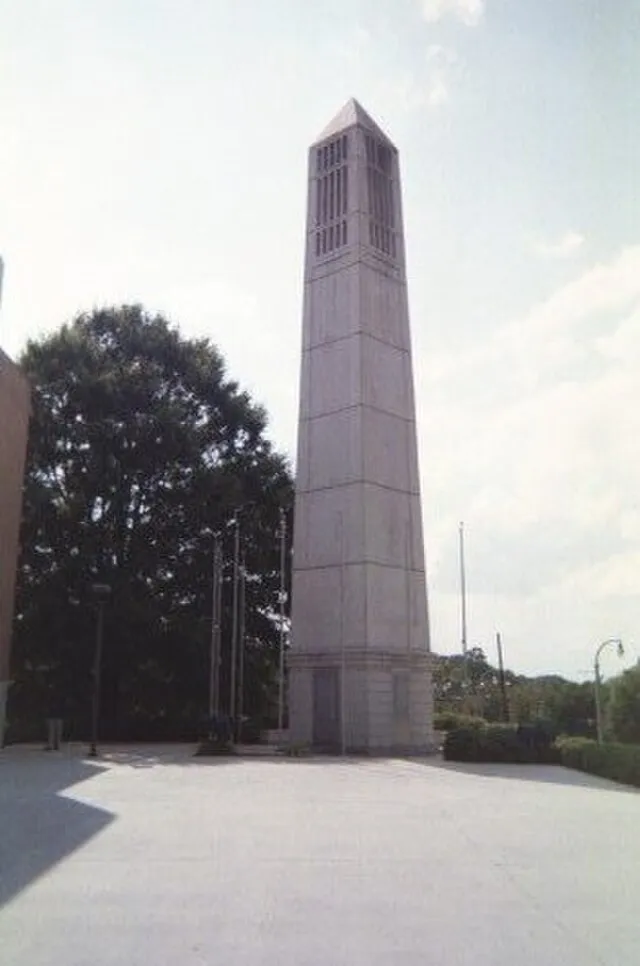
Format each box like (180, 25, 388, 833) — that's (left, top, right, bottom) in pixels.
(0, 746, 638, 965)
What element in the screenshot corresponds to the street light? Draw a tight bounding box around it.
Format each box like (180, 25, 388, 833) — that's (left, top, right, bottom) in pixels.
(89, 583, 111, 758)
(594, 637, 624, 744)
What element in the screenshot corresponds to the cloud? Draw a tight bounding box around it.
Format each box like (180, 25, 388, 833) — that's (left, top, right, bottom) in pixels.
(333, 26, 459, 116)
(421, 0, 485, 27)
(383, 45, 458, 113)
(421, 246, 640, 672)
(333, 24, 373, 69)
(425, 44, 457, 107)
(528, 230, 585, 259)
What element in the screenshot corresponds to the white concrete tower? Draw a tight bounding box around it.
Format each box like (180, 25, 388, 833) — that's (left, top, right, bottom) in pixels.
(288, 99, 434, 754)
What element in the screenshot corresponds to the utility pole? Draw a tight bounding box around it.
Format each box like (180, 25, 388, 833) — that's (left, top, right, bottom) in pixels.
(496, 631, 509, 722)
(277, 508, 287, 732)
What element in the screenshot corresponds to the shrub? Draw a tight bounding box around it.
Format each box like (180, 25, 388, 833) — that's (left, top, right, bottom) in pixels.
(444, 722, 560, 764)
(481, 724, 524, 762)
(434, 711, 486, 732)
(442, 726, 480, 761)
(557, 737, 640, 788)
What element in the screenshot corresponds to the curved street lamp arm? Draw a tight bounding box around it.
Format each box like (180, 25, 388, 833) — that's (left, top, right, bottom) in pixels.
(593, 638, 624, 745)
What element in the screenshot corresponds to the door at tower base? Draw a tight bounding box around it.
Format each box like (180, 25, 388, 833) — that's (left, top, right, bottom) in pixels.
(288, 99, 435, 754)
(312, 668, 340, 749)
(289, 653, 433, 754)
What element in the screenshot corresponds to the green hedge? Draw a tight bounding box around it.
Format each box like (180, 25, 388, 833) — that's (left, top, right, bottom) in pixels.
(557, 737, 640, 788)
(434, 711, 486, 732)
(444, 722, 559, 764)
(444, 730, 640, 785)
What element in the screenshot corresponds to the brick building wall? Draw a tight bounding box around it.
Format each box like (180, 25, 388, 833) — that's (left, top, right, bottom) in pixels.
(0, 348, 30, 742)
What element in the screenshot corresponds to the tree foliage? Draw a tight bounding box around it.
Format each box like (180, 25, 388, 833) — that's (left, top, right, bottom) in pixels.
(433, 647, 597, 737)
(609, 665, 640, 744)
(433, 644, 638, 745)
(9, 305, 293, 741)
(432, 647, 516, 722)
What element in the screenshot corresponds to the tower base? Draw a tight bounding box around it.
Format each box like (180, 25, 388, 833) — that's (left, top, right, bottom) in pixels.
(288, 650, 435, 755)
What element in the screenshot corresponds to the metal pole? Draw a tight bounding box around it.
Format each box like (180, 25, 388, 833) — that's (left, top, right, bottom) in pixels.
(238, 556, 246, 744)
(229, 516, 240, 731)
(278, 508, 287, 732)
(89, 602, 105, 758)
(594, 659, 604, 745)
(496, 631, 509, 722)
(214, 542, 223, 716)
(459, 521, 470, 711)
(593, 638, 624, 744)
(459, 521, 468, 655)
(208, 534, 219, 731)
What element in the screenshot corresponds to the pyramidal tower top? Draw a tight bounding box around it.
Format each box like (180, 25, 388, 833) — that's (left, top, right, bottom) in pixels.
(314, 97, 394, 146)
(306, 97, 404, 276)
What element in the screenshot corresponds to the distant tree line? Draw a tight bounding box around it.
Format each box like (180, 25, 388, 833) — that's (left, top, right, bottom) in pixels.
(433, 647, 640, 744)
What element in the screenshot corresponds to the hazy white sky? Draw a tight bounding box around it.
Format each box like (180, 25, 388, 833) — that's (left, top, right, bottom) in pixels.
(2, 0, 639, 679)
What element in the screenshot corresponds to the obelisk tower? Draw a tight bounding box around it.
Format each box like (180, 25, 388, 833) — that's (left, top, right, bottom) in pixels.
(288, 100, 434, 753)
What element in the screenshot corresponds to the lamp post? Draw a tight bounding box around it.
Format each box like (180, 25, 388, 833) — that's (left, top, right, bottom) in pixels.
(594, 637, 624, 744)
(89, 583, 111, 758)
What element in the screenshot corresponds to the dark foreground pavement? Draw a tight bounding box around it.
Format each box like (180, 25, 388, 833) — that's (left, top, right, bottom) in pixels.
(1, 746, 638, 965)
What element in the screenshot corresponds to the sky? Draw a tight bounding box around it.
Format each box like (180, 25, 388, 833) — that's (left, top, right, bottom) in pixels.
(2, 0, 639, 680)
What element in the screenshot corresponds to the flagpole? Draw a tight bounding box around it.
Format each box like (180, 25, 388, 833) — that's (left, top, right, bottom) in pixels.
(208, 534, 220, 731)
(238, 555, 246, 743)
(277, 508, 287, 733)
(230, 515, 240, 735)
(459, 521, 468, 656)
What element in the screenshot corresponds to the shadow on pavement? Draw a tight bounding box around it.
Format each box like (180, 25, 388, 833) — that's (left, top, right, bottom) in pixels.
(91, 747, 392, 769)
(0, 752, 114, 909)
(97, 745, 246, 768)
(410, 756, 640, 794)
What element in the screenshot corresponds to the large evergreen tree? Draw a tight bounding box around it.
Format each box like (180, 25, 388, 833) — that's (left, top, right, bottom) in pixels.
(9, 305, 293, 741)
